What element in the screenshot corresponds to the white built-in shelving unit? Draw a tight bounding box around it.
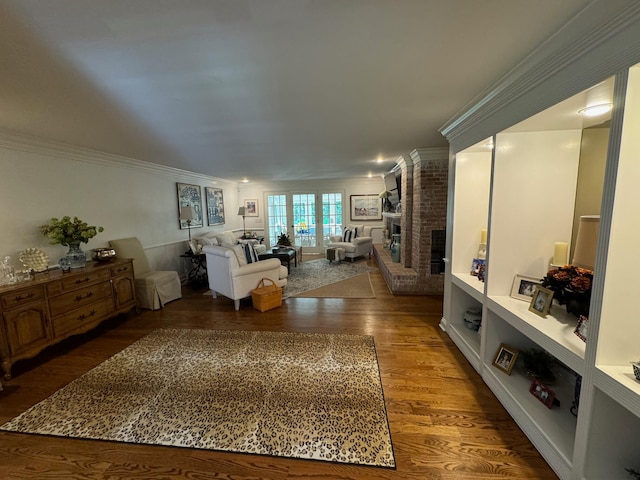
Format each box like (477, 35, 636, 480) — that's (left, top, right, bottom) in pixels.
(440, 4, 640, 478)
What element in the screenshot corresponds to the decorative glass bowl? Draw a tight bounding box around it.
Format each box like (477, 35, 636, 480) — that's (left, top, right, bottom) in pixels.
(91, 248, 117, 262)
(632, 362, 640, 382)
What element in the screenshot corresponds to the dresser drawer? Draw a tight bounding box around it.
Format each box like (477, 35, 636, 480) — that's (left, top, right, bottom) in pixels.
(1, 285, 45, 310)
(110, 261, 133, 277)
(48, 281, 112, 317)
(52, 297, 115, 337)
(46, 269, 110, 296)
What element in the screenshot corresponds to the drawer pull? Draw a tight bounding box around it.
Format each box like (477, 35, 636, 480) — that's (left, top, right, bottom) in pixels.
(74, 291, 94, 302)
(117, 267, 128, 273)
(77, 309, 96, 321)
(75, 277, 91, 284)
(15, 292, 35, 301)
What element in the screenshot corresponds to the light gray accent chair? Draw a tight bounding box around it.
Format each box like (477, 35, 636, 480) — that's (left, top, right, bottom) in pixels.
(327, 224, 373, 262)
(109, 237, 182, 310)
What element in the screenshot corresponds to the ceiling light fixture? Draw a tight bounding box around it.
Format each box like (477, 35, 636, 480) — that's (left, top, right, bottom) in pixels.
(579, 103, 612, 117)
(241, 178, 249, 183)
(376, 156, 384, 164)
(485, 142, 494, 150)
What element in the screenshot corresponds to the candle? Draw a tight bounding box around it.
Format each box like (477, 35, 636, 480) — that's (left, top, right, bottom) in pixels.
(480, 229, 487, 244)
(553, 242, 569, 266)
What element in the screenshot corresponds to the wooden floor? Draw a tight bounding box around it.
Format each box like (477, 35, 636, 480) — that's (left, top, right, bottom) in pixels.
(0, 256, 558, 480)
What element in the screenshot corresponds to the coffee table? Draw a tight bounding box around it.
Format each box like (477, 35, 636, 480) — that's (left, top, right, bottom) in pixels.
(258, 247, 297, 273)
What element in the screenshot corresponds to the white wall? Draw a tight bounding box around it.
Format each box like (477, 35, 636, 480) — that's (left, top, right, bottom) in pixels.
(0, 133, 387, 276)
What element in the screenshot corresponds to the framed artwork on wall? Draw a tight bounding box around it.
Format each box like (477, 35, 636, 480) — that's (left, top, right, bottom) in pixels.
(244, 198, 258, 217)
(176, 182, 203, 229)
(350, 194, 382, 221)
(205, 187, 225, 226)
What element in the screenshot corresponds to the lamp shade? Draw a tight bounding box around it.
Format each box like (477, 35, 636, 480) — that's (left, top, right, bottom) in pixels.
(572, 215, 599, 270)
(179, 205, 195, 221)
(237, 207, 246, 216)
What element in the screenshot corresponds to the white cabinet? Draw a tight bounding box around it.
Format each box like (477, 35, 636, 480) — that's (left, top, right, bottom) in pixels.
(441, 41, 640, 479)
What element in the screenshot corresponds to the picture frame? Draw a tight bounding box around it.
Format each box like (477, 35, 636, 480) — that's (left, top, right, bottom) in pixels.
(244, 198, 258, 217)
(574, 315, 588, 342)
(529, 379, 557, 409)
(350, 194, 382, 221)
(470, 258, 485, 276)
(529, 285, 554, 317)
(492, 343, 519, 375)
(511, 274, 543, 302)
(176, 182, 203, 229)
(205, 187, 225, 226)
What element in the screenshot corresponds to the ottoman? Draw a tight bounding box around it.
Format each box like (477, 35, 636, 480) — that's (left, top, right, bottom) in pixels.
(326, 246, 345, 263)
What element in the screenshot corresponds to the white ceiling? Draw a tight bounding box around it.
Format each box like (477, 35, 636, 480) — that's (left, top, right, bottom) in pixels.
(0, 0, 592, 182)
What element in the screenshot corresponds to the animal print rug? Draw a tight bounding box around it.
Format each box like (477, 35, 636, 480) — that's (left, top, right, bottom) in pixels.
(1, 329, 395, 468)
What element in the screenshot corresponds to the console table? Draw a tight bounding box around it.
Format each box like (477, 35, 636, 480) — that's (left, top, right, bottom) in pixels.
(0, 258, 136, 380)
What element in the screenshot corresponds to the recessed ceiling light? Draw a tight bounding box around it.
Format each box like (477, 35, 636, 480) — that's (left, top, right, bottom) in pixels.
(579, 103, 612, 117)
(376, 156, 384, 164)
(485, 142, 494, 150)
(241, 178, 249, 183)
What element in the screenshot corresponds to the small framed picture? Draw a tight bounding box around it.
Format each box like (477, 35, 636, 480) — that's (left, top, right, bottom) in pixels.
(244, 199, 259, 217)
(529, 379, 557, 409)
(529, 286, 553, 318)
(574, 315, 588, 342)
(492, 343, 519, 375)
(470, 258, 485, 276)
(511, 274, 543, 302)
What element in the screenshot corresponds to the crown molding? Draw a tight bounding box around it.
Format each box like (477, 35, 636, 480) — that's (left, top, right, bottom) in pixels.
(410, 147, 449, 165)
(0, 129, 230, 184)
(439, 1, 640, 153)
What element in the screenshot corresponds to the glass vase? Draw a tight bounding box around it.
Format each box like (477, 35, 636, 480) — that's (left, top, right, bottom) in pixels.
(67, 243, 86, 269)
(390, 234, 401, 263)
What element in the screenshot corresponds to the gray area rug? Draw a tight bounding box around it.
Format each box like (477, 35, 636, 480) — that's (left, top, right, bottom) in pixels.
(285, 259, 377, 298)
(1, 329, 395, 468)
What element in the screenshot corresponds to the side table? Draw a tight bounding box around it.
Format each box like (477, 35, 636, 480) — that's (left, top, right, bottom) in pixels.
(180, 253, 207, 286)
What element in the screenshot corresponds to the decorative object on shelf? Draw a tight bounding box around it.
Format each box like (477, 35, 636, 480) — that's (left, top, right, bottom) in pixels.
(470, 258, 485, 276)
(350, 194, 382, 221)
(395, 201, 402, 214)
(205, 187, 225, 226)
(529, 379, 560, 409)
(390, 233, 401, 263)
(276, 232, 291, 247)
(540, 264, 593, 316)
(477, 263, 486, 282)
(570, 375, 582, 417)
(463, 307, 482, 332)
(574, 315, 588, 342)
(510, 274, 543, 302)
(519, 348, 557, 384)
(0, 256, 16, 285)
(58, 257, 71, 272)
(477, 229, 487, 260)
(492, 343, 519, 375)
(379, 190, 392, 212)
(552, 241, 569, 267)
(177, 183, 203, 229)
(91, 248, 116, 262)
(632, 361, 640, 382)
(243, 198, 258, 217)
(529, 285, 553, 318)
(40, 216, 104, 269)
(19, 248, 49, 273)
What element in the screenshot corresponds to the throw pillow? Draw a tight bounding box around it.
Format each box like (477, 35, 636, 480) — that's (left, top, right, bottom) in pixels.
(231, 244, 248, 266)
(342, 228, 354, 242)
(349, 224, 365, 238)
(243, 243, 259, 264)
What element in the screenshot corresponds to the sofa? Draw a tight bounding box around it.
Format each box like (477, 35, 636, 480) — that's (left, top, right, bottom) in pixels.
(193, 230, 267, 255)
(203, 244, 287, 310)
(326, 224, 374, 261)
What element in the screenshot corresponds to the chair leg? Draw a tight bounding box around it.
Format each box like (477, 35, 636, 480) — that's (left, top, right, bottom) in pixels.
(234, 299, 240, 310)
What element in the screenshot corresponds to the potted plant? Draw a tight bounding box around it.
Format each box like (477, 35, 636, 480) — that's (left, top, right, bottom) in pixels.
(40, 216, 104, 268)
(541, 264, 593, 317)
(276, 232, 291, 249)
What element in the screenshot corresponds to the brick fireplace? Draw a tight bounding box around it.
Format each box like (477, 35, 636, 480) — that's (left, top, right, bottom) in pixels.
(374, 147, 448, 294)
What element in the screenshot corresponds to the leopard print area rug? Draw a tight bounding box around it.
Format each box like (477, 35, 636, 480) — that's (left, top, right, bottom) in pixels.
(1, 329, 395, 468)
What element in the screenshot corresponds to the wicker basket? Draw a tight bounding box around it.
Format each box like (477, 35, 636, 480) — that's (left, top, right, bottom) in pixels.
(251, 278, 282, 312)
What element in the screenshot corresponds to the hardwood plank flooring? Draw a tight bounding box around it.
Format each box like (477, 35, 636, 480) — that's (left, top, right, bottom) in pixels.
(0, 257, 558, 479)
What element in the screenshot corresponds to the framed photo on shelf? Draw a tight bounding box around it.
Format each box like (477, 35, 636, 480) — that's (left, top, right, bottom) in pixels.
(176, 182, 203, 229)
(244, 198, 258, 217)
(529, 379, 557, 409)
(470, 258, 485, 276)
(529, 286, 553, 317)
(492, 343, 519, 375)
(510, 274, 543, 302)
(350, 194, 382, 221)
(205, 187, 225, 226)
(574, 315, 588, 342)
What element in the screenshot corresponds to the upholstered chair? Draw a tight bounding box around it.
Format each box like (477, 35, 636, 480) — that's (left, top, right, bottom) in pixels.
(203, 244, 288, 310)
(109, 237, 182, 310)
(326, 224, 373, 261)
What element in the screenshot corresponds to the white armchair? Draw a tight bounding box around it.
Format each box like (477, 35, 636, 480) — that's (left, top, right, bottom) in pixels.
(203, 245, 288, 310)
(327, 224, 373, 262)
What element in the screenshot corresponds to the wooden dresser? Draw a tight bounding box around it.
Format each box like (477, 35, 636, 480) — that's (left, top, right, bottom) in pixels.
(0, 258, 136, 380)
